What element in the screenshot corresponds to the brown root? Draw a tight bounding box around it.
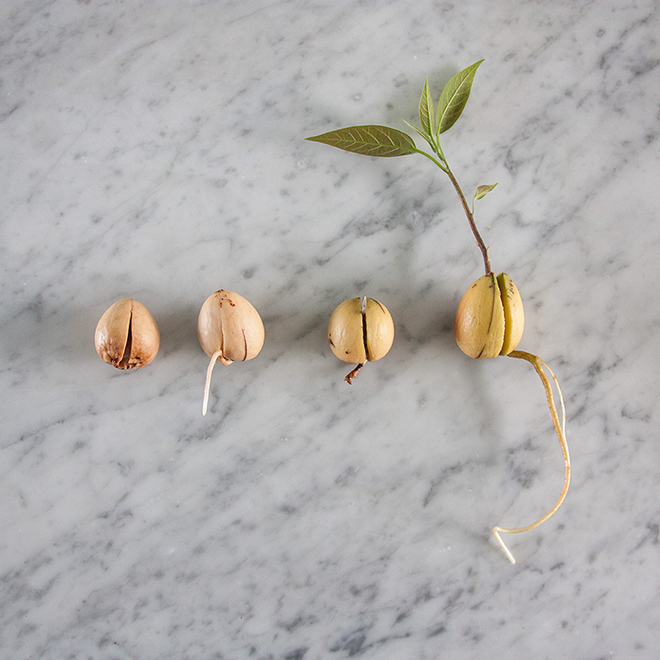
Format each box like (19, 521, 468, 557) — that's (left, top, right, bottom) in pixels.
(344, 363, 365, 384)
(493, 350, 570, 564)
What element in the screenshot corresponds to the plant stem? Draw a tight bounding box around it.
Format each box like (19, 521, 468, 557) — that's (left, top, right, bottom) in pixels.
(416, 147, 492, 275)
(444, 164, 492, 276)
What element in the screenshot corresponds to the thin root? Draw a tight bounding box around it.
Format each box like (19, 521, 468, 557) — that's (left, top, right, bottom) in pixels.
(202, 350, 223, 416)
(493, 350, 570, 564)
(344, 363, 364, 384)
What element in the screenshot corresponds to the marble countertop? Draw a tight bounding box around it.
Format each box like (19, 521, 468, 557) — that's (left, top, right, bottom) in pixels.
(2, 1, 659, 658)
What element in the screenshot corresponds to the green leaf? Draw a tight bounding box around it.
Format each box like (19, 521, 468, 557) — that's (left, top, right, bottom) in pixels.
(419, 77, 434, 137)
(436, 59, 484, 135)
(306, 125, 417, 157)
(473, 183, 498, 203)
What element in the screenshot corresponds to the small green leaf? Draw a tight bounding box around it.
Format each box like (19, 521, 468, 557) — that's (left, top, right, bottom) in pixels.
(436, 59, 484, 135)
(473, 183, 498, 203)
(306, 125, 417, 157)
(419, 77, 434, 137)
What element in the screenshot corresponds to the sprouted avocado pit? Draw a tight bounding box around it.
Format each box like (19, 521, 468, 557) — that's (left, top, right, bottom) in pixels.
(197, 289, 265, 416)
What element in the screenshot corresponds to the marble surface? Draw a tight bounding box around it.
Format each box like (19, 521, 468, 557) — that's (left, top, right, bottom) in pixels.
(2, 0, 659, 658)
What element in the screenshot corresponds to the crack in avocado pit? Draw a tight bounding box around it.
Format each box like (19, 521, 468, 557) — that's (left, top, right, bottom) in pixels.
(119, 312, 133, 369)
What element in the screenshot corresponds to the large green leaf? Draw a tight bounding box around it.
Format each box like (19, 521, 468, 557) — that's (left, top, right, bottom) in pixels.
(436, 60, 484, 135)
(306, 125, 417, 157)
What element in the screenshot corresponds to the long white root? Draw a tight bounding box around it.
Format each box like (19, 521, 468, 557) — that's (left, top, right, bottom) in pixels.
(493, 350, 570, 564)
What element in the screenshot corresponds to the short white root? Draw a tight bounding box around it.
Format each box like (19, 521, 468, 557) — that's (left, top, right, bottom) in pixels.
(202, 350, 223, 416)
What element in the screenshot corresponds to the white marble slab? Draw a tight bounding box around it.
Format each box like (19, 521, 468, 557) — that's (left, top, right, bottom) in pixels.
(2, 0, 659, 658)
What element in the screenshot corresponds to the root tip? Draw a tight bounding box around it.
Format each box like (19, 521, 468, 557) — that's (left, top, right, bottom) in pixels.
(493, 527, 517, 565)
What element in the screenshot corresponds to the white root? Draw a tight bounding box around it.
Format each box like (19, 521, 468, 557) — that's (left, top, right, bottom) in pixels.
(493, 350, 570, 564)
(202, 350, 223, 416)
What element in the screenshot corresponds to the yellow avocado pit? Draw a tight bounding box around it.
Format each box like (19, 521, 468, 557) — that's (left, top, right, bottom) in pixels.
(454, 272, 524, 359)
